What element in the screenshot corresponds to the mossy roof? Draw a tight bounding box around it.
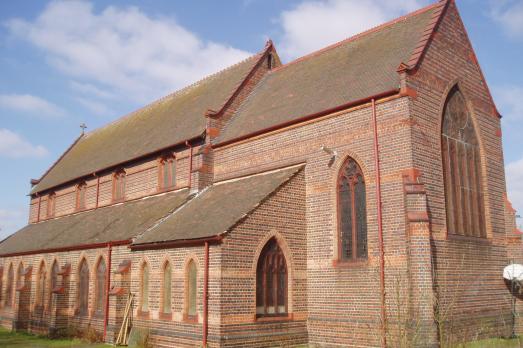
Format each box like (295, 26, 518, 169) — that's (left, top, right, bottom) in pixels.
(133, 165, 303, 246)
(0, 189, 188, 255)
(31, 53, 263, 194)
(216, 4, 438, 143)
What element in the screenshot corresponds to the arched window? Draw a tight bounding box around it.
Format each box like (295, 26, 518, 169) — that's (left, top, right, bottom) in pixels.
(159, 156, 176, 190)
(441, 87, 486, 238)
(112, 170, 126, 202)
(5, 264, 13, 307)
(95, 258, 106, 314)
(16, 263, 24, 290)
(76, 182, 87, 210)
(162, 262, 172, 314)
(47, 192, 56, 218)
(78, 259, 89, 315)
(186, 260, 197, 318)
(140, 263, 149, 313)
(338, 157, 367, 261)
(36, 262, 47, 307)
(256, 238, 288, 317)
(50, 261, 59, 304)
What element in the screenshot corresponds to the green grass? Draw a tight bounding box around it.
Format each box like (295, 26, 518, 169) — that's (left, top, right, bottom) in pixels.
(457, 337, 522, 348)
(0, 327, 110, 348)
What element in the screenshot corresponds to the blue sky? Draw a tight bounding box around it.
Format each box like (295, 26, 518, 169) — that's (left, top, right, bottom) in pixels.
(0, 0, 522, 239)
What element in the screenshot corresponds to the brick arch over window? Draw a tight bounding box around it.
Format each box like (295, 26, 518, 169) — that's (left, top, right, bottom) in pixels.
(77, 258, 89, 315)
(94, 257, 107, 315)
(337, 156, 368, 261)
(441, 86, 486, 238)
(256, 238, 288, 317)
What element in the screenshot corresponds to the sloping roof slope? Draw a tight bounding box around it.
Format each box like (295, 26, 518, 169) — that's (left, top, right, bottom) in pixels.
(133, 165, 303, 246)
(32, 53, 264, 194)
(216, 3, 439, 144)
(0, 189, 188, 256)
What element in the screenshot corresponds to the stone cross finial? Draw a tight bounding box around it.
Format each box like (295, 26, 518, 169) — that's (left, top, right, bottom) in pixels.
(80, 123, 87, 135)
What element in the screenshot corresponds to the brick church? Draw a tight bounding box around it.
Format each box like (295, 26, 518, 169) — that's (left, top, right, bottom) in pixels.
(0, 1, 521, 347)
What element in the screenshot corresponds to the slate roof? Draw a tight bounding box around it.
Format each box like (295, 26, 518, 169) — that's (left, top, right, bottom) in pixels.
(132, 165, 303, 246)
(0, 189, 189, 256)
(31, 52, 266, 194)
(216, 3, 440, 144)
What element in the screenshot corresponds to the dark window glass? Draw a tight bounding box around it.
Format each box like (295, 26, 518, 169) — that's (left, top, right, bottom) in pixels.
(442, 88, 485, 237)
(256, 238, 288, 317)
(78, 260, 89, 315)
(95, 259, 106, 313)
(76, 183, 87, 210)
(338, 158, 367, 261)
(141, 264, 149, 312)
(187, 260, 197, 317)
(5, 265, 13, 307)
(163, 263, 172, 313)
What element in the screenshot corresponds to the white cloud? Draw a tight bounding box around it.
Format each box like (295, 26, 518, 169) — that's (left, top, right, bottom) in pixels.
(0, 94, 65, 118)
(5, 0, 252, 104)
(278, 0, 428, 60)
(493, 85, 523, 122)
(0, 208, 27, 241)
(74, 96, 112, 116)
(0, 128, 49, 158)
(70, 81, 116, 100)
(507, 157, 523, 218)
(490, 0, 523, 38)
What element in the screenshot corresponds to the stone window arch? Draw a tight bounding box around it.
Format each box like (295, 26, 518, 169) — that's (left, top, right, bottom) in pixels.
(77, 258, 89, 315)
(95, 257, 107, 315)
(337, 157, 368, 261)
(441, 86, 486, 237)
(256, 238, 288, 317)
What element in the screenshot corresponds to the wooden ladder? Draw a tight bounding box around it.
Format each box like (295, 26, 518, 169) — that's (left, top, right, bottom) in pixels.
(115, 292, 134, 346)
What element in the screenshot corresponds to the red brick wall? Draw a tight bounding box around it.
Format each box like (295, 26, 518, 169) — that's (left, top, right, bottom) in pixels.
(407, 1, 518, 342)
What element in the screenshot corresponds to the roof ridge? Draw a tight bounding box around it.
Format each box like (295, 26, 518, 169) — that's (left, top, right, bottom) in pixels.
(271, 0, 442, 73)
(83, 52, 262, 139)
(208, 42, 273, 117)
(406, 0, 450, 70)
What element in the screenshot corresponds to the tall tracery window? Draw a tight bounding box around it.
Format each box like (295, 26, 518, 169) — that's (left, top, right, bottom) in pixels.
(36, 262, 47, 307)
(50, 261, 59, 305)
(47, 193, 56, 218)
(186, 260, 197, 318)
(78, 259, 89, 315)
(159, 156, 176, 190)
(441, 87, 486, 238)
(95, 259, 106, 314)
(162, 262, 172, 314)
(112, 170, 126, 201)
(76, 182, 87, 210)
(5, 264, 13, 307)
(256, 238, 288, 317)
(338, 157, 368, 261)
(140, 263, 149, 313)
